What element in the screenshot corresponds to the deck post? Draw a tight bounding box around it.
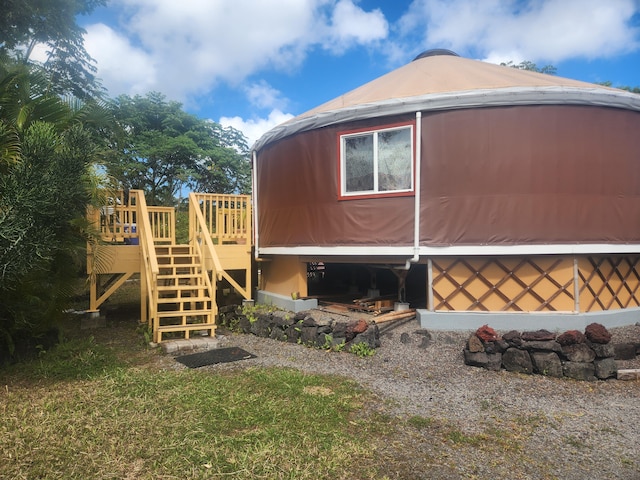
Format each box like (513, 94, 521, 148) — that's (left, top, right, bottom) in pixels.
(140, 254, 148, 325)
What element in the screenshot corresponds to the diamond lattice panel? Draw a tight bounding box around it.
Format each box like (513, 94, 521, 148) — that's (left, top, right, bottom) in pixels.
(432, 257, 575, 312)
(578, 256, 640, 312)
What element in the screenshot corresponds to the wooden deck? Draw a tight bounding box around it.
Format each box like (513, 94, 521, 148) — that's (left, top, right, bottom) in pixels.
(87, 190, 252, 342)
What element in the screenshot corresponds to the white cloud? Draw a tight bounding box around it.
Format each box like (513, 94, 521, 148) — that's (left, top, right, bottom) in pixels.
(220, 109, 295, 148)
(27, 43, 51, 63)
(83, 0, 389, 103)
(325, 0, 388, 52)
(84, 23, 157, 96)
(399, 0, 640, 64)
(245, 81, 289, 111)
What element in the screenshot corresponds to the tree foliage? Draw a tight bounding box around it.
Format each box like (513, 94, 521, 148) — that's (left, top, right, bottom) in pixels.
(501, 60, 557, 75)
(596, 81, 640, 94)
(0, 58, 110, 359)
(0, 2, 253, 360)
(106, 92, 251, 205)
(0, 0, 106, 99)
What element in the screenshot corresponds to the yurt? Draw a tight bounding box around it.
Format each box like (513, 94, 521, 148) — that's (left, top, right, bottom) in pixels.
(251, 49, 640, 330)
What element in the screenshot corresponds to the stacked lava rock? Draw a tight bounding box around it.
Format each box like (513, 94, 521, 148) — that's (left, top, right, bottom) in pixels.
(464, 323, 618, 381)
(218, 306, 380, 352)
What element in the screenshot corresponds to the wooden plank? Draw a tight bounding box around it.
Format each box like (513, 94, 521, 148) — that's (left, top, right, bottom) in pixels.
(319, 301, 375, 312)
(617, 369, 640, 381)
(321, 304, 350, 313)
(374, 310, 416, 324)
(374, 309, 416, 324)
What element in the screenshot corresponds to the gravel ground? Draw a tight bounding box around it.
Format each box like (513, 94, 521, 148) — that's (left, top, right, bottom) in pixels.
(172, 313, 640, 480)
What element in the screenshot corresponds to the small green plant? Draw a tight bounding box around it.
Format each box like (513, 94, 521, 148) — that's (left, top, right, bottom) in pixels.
(242, 305, 259, 324)
(334, 340, 346, 352)
(564, 435, 586, 449)
(447, 428, 485, 446)
(350, 342, 375, 357)
(136, 324, 153, 345)
(407, 415, 434, 429)
(241, 302, 279, 324)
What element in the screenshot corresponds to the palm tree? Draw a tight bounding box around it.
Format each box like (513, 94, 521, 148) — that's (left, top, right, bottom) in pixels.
(0, 56, 112, 360)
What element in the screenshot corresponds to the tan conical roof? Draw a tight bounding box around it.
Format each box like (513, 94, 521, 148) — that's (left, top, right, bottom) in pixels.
(254, 51, 640, 152)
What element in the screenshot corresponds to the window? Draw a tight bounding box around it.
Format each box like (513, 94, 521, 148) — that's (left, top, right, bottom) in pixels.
(339, 123, 414, 198)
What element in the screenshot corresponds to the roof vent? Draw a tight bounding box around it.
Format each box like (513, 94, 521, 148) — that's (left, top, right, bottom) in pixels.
(412, 49, 459, 61)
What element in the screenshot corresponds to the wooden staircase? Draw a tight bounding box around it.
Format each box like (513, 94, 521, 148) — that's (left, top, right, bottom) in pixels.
(154, 244, 216, 342)
(88, 189, 252, 343)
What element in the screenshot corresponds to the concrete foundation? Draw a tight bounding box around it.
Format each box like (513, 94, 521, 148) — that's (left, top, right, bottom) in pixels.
(417, 308, 640, 332)
(257, 290, 318, 312)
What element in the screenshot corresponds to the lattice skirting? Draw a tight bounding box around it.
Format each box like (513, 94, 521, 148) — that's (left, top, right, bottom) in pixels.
(429, 255, 640, 313)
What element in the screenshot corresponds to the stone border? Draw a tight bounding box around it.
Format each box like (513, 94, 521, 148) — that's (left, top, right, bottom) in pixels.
(218, 305, 380, 353)
(463, 323, 640, 381)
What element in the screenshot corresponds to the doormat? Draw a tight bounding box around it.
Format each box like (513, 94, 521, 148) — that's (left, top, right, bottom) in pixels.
(175, 347, 256, 368)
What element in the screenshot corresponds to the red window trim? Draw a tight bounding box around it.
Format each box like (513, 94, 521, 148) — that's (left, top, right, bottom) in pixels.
(336, 120, 416, 201)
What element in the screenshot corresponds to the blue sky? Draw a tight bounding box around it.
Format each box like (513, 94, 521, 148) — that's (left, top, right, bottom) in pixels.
(64, 0, 640, 146)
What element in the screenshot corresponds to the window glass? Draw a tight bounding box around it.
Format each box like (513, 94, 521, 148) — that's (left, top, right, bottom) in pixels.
(340, 124, 413, 198)
(344, 134, 374, 193)
(378, 128, 412, 191)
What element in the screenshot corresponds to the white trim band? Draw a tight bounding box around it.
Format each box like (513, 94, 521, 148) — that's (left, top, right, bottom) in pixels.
(258, 243, 640, 257)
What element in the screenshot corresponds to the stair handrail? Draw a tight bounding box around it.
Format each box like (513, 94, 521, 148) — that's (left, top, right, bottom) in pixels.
(189, 192, 250, 299)
(131, 190, 159, 328)
(190, 223, 217, 318)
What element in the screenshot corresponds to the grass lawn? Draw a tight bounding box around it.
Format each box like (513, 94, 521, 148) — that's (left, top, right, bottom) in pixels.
(6, 280, 620, 479)
(0, 284, 391, 479)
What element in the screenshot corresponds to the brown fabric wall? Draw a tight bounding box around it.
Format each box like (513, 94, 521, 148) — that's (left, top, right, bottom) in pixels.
(421, 105, 640, 245)
(257, 105, 640, 249)
(257, 116, 415, 247)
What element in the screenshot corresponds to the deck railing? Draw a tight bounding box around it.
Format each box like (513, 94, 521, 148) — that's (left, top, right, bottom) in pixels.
(189, 192, 251, 299)
(191, 193, 251, 245)
(147, 206, 175, 244)
(131, 190, 160, 331)
(91, 190, 175, 244)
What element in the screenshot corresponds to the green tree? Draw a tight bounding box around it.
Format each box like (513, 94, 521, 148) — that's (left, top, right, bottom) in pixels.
(501, 60, 557, 75)
(597, 81, 640, 94)
(107, 92, 250, 206)
(0, 58, 109, 360)
(194, 123, 251, 195)
(0, 0, 106, 99)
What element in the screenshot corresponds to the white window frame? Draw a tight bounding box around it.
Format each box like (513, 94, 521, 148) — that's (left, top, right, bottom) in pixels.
(339, 123, 414, 199)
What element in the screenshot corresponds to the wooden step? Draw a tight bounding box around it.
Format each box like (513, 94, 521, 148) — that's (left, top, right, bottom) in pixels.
(156, 278, 205, 288)
(157, 272, 202, 280)
(157, 261, 200, 268)
(158, 300, 211, 315)
(158, 291, 210, 300)
(156, 251, 195, 259)
(157, 310, 213, 324)
(156, 323, 215, 333)
(157, 307, 212, 316)
(157, 284, 208, 292)
(157, 296, 212, 304)
(155, 245, 192, 254)
(157, 259, 198, 267)
(158, 266, 201, 276)
(155, 323, 216, 342)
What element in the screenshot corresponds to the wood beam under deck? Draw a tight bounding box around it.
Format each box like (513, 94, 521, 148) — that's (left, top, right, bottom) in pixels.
(87, 244, 140, 313)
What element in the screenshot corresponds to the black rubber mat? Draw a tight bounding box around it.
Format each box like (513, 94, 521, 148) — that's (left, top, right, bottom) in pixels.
(175, 347, 256, 368)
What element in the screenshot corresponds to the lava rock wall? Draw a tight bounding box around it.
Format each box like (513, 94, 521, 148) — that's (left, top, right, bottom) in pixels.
(463, 323, 637, 381)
